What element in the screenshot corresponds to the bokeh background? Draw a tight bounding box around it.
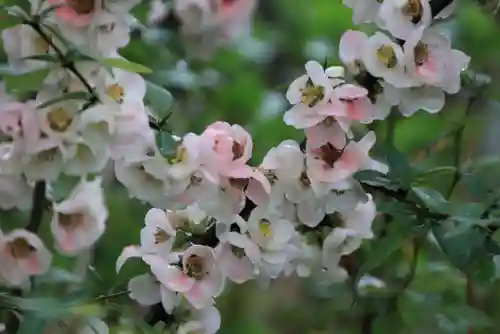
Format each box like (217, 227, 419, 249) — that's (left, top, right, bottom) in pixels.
(3, 0, 500, 333)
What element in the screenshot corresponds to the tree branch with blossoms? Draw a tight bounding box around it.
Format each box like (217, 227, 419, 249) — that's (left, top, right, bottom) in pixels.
(0, 0, 499, 333)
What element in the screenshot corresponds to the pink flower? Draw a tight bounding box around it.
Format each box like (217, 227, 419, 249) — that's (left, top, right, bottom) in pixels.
(339, 30, 368, 74)
(145, 245, 225, 310)
(48, 0, 101, 27)
(199, 121, 254, 182)
(306, 131, 388, 184)
(0, 101, 38, 139)
(0, 229, 52, 286)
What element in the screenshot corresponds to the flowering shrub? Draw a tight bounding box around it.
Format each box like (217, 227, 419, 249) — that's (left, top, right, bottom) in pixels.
(0, 0, 498, 333)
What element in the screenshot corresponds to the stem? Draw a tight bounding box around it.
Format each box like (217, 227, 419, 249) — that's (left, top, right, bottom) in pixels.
(94, 290, 130, 302)
(5, 181, 47, 333)
(25, 20, 98, 102)
(361, 312, 375, 334)
(445, 96, 477, 198)
(26, 181, 47, 232)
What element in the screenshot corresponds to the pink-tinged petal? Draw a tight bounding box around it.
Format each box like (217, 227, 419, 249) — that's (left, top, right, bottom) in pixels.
(54, 5, 95, 27)
(149, 261, 195, 293)
(184, 282, 214, 310)
(339, 30, 368, 65)
(306, 121, 346, 148)
(116, 245, 142, 273)
(283, 105, 325, 129)
(335, 84, 368, 100)
(343, 98, 373, 122)
(25, 253, 41, 274)
(416, 57, 440, 84)
(316, 96, 346, 117)
(222, 164, 254, 179)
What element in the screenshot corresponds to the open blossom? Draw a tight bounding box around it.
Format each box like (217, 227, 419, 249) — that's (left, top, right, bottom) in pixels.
(284, 61, 345, 129)
(216, 231, 261, 283)
(198, 121, 253, 182)
(343, 0, 384, 25)
(362, 32, 414, 88)
(247, 206, 296, 251)
(306, 131, 388, 185)
(0, 229, 52, 286)
(146, 245, 225, 310)
(50, 177, 108, 255)
(379, 0, 432, 40)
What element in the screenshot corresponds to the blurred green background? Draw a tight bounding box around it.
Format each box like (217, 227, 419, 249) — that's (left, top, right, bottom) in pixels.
(4, 0, 500, 333)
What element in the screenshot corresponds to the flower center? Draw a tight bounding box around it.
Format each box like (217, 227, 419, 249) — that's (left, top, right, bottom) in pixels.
(8, 238, 36, 259)
(232, 141, 244, 160)
(259, 219, 272, 237)
(47, 107, 73, 132)
(414, 42, 429, 66)
(68, 0, 95, 14)
(185, 254, 207, 280)
(299, 170, 311, 188)
(99, 22, 116, 34)
(376, 45, 398, 69)
(315, 142, 343, 168)
(154, 228, 170, 244)
(263, 169, 278, 185)
(106, 84, 125, 103)
(59, 212, 84, 230)
(231, 245, 246, 258)
(300, 84, 325, 108)
(402, 0, 422, 23)
(169, 145, 187, 164)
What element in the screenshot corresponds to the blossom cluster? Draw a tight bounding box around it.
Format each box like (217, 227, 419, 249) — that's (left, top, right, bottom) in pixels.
(0, 0, 469, 333)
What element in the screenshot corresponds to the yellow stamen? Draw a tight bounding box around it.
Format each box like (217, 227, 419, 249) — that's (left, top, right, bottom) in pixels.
(376, 45, 398, 68)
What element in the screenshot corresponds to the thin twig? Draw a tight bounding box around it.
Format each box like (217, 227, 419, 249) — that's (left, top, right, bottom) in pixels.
(94, 290, 130, 302)
(24, 20, 98, 102)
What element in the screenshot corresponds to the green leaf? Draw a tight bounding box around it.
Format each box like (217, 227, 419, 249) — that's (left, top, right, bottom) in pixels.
(145, 81, 174, 120)
(382, 143, 414, 187)
(354, 170, 401, 191)
(37, 91, 91, 109)
(0, 6, 22, 29)
(4, 68, 50, 94)
(359, 222, 407, 275)
(156, 132, 178, 157)
(410, 186, 451, 214)
(101, 57, 152, 73)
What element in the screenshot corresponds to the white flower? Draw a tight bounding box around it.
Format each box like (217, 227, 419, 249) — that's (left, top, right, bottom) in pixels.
(339, 30, 368, 75)
(216, 231, 261, 283)
(362, 32, 414, 88)
(146, 245, 225, 310)
(95, 66, 146, 105)
(177, 306, 221, 334)
(247, 206, 296, 251)
(379, 0, 432, 40)
(341, 194, 377, 239)
(22, 140, 72, 182)
(394, 85, 445, 117)
(342, 0, 383, 25)
(167, 133, 204, 180)
(140, 208, 179, 255)
(50, 177, 108, 255)
(0, 229, 52, 286)
(284, 61, 345, 129)
(1, 24, 52, 73)
(323, 228, 362, 258)
(114, 159, 170, 208)
(128, 273, 180, 314)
